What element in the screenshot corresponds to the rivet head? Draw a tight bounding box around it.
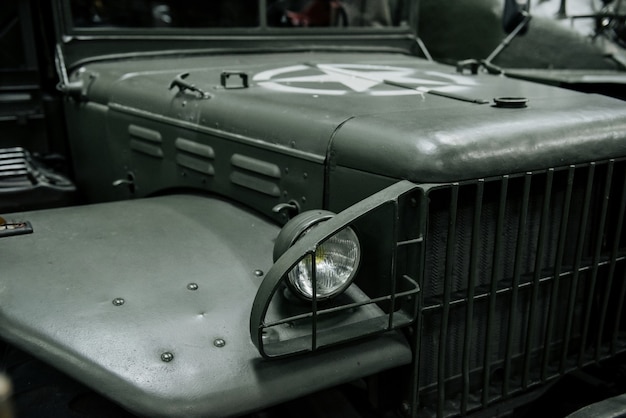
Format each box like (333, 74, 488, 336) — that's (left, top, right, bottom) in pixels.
(214, 338, 226, 348)
(161, 352, 174, 362)
(187, 283, 199, 291)
(112, 298, 125, 306)
(254, 269, 264, 277)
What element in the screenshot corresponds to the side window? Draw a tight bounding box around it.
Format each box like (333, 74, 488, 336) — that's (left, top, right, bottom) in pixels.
(266, 0, 410, 28)
(69, 0, 409, 30)
(70, 0, 260, 28)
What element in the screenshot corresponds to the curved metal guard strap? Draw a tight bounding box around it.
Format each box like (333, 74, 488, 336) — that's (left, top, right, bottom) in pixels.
(250, 180, 423, 359)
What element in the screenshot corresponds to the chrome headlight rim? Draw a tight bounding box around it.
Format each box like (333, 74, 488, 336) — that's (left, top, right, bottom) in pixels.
(273, 210, 361, 302)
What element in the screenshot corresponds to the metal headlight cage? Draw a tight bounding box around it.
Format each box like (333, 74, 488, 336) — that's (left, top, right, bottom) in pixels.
(250, 181, 423, 359)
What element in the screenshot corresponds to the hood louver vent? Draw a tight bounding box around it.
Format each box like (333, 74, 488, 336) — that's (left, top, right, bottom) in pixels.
(230, 154, 281, 197)
(175, 138, 215, 176)
(129, 124, 163, 158)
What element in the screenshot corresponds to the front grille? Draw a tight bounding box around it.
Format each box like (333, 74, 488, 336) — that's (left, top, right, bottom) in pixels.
(413, 159, 626, 417)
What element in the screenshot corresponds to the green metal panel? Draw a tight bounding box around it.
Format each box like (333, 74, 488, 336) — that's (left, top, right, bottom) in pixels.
(63, 101, 131, 202)
(0, 195, 411, 417)
(65, 51, 626, 217)
(329, 76, 626, 184)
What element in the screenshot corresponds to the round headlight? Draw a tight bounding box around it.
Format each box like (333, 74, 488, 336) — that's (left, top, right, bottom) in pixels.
(288, 226, 360, 301)
(273, 211, 361, 302)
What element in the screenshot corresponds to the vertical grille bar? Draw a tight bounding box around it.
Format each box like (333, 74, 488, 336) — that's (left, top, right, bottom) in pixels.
(388, 200, 401, 330)
(523, 169, 554, 388)
(437, 184, 459, 418)
(596, 168, 626, 360)
(411, 190, 431, 418)
(461, 180, 484, 415)
(311, 252, 318, 351)
(579, 160, 614, 366)
(503, 173, 532, 396)
(560, 163, 596, 373)
(612, 268, 626, 356)
(482, 176, 509, 407)
(541, 166, 576, 380)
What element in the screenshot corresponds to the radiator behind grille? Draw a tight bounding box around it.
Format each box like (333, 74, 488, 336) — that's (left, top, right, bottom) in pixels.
(413, 159, 626, 417)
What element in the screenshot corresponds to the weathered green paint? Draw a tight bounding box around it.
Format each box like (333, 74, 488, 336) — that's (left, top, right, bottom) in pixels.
(65, 51, 626, 218)
(3, 0, 626, 416)
(0, 195, 411, 417)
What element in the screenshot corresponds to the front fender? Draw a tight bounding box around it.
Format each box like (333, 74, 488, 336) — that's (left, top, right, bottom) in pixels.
(0, 193, 411, 417)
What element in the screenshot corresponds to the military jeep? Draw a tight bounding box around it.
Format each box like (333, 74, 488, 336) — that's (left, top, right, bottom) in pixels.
(1, 1, 626, 417)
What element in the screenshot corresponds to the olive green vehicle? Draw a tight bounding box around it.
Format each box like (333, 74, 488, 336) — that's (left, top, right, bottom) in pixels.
(1, 1, 626, 417)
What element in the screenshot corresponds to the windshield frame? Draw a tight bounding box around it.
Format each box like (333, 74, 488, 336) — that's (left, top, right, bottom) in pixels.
(53, 0, 419, 72)
(58, 0, 417, 37)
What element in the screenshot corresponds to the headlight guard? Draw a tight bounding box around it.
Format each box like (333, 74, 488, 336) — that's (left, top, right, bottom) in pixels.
(250, 181, 423, 359)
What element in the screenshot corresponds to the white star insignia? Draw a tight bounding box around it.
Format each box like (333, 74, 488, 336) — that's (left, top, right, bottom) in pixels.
(253, 64, 476, 96)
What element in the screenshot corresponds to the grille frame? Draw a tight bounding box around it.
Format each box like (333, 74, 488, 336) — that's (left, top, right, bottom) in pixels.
(411, 158, 626, 418)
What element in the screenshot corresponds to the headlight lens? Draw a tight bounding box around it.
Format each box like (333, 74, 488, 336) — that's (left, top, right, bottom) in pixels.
(287, 225, 361, 301)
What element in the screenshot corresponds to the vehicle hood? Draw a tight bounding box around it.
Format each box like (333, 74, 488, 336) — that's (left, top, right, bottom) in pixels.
(81, 52, 626, 182)
(330, 81, 626, 182)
